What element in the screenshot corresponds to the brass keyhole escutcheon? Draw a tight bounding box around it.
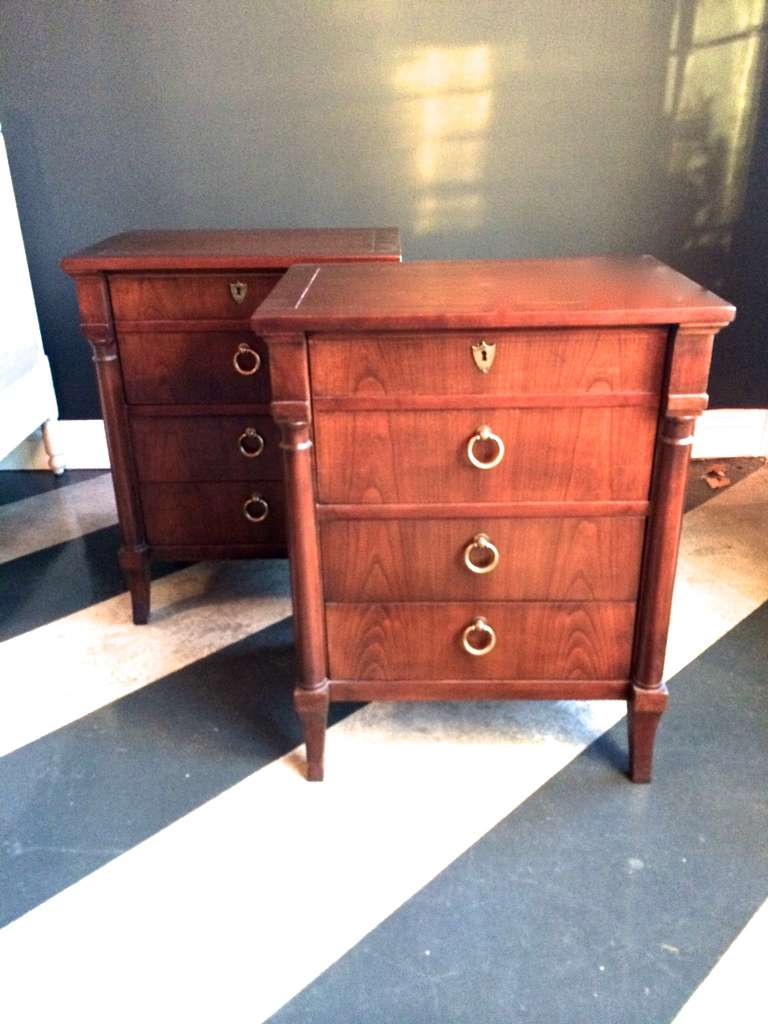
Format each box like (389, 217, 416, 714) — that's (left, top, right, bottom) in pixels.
(232, 343, 261, 377)
(471, 339, 496, 373)
(238, 428, 265, 458)
(229, 280, 248, 304)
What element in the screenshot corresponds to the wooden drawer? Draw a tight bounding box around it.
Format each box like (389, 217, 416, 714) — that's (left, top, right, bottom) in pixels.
(119, 332, 269, 405)
(326, 602, 636, 680)
(320, 517, 645, 602)
(314, 406, 658, 504)
(309, 328, 667, 397)
(109, 272, 281, 321)
(140, 481, 285, 546)
(131, 415, 282, 482)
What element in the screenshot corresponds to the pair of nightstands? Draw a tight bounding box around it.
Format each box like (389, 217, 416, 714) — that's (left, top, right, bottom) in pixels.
(64, 235, 734, 782)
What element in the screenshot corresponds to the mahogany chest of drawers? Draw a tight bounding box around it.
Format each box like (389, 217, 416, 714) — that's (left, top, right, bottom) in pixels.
(62, 228, 401, 622)
(252, 257, 734, 782)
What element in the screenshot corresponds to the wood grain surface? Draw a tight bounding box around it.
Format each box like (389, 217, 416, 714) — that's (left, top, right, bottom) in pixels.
(314, 406, 659, 503)
(110, 273, 280, 321)
(119, 331, 270, 405)
(251, 257, 735, 332)
(320, 516, 646, 602)
(140, 480, 286, 546)
(130, 414, 282, 482)
(62, 227, 402, 272)
(309, 328, 667, 397)
(326, 602, 636, 681)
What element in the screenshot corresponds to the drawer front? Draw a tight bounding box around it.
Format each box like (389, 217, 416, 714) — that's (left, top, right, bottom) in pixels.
(320, 517, 645, 602)
(120, 332, 269, 405)
(326, 602, 635, 680)
(314, 407, 658, 504)
(131, 415, 282, 482)
(309, 328, 667, 397)
(140, 481, 285, 546)
(110, 273, 281, 321)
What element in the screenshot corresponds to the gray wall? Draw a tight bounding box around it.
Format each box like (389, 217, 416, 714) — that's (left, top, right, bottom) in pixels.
(1, 0, 765, 418)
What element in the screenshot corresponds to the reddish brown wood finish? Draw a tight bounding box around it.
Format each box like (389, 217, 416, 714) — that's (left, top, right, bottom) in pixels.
(269, 334, 330, 782)
(314, 407, 659, 504)
(316, 500, 651, 519)
(628, 684, 668, 783)
(331, 679, 630, 701)
(110, 273, 280, 321)
(62, 228, 402, 273)
(62, 229, 401, 622)
(309, 328, 667, 397)
(71, 275, 150, 624)
(254, 257, 734, 783)
(320, 517, 646, 602)
(119, 332, 270, 405)
(326, 602, 636, 681)
(130, 414, 282, 482)
(254, 257, 735, 331)
(140, 481, 286, 547)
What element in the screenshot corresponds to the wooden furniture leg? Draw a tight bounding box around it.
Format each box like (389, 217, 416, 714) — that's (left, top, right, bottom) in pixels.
(271, 334, 329, 781)
(627, 684, 668, 783)
(119, 544, 151, 625)
(295, 684, 329, 781)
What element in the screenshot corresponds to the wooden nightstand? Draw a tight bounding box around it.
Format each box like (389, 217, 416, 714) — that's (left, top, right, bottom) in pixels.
(62, 228, 401, 622)
(252, 257, 734, 783)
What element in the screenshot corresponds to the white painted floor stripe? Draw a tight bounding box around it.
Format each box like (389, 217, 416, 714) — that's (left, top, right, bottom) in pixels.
(0, 559, 291, 756)
(670, 898, 768, 1024)
(0, 473, 117, 564)
(1, 469, 766, 1022)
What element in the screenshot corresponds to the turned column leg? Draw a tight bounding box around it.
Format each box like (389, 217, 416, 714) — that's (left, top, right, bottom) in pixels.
(269, 334, 330, 781)
(73, 275, 150, 625)
(627, 683, 668, 783)
(631, 405, 700, 783)
(119, 544, 151, 625)
(295, 684, 329, 781)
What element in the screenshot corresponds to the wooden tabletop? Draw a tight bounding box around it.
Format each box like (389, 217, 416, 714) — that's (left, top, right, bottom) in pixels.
(251, 257, 735, 331)
(61, 228, 402, 273)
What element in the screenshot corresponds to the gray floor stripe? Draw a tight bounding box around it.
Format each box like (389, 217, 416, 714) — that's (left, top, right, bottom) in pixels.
(0, 527, 181, 642)
(0, 470, 107, 507)
(0, 613, 361, 927)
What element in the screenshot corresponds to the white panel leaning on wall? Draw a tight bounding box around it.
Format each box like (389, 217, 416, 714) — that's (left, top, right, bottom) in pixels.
(0, 122, 64, 475)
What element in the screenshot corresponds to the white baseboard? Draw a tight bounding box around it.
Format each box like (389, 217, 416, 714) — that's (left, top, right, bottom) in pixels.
(691, 409, 768, 459)
(0, 419, 109, 471)
(0, 409, 766, 473)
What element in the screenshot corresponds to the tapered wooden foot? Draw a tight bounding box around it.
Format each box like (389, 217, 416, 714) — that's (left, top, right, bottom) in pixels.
(628, 684, 668, 783)
(295, 684, 329, 781)
(119, 545, 151, 624)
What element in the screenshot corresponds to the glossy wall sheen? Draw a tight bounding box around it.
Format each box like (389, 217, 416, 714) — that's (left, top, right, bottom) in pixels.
(1, 0, 765, 416)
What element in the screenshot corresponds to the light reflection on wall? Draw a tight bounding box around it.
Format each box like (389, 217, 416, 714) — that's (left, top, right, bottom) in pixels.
(663, 0, 766, 276)
(394, 46, 492, 235)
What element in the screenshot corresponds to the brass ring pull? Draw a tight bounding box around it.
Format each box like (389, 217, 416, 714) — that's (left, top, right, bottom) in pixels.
(463, 533, 500, 574)
(466, 424, 505, 470)
(242, 493, 269, 523)
(233, 343, 261, 377)
(238, 428, 265, 458)
(461, 616, 497, 656)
